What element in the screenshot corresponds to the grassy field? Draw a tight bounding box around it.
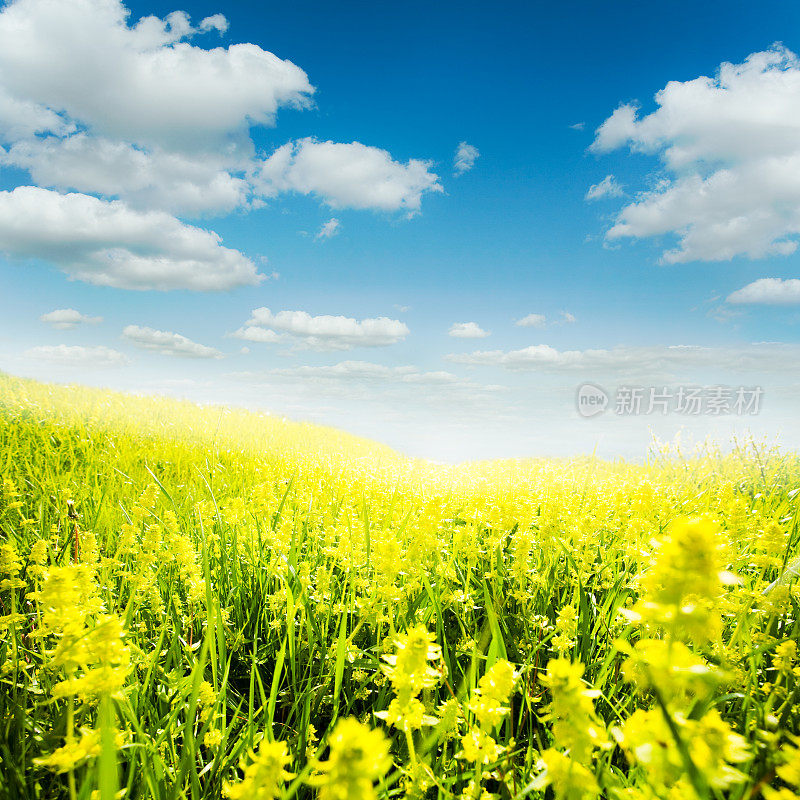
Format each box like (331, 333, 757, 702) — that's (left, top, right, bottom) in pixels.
(0, 373, 798, 800)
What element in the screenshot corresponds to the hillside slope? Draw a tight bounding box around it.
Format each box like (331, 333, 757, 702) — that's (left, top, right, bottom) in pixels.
(0, 374, 798, 800)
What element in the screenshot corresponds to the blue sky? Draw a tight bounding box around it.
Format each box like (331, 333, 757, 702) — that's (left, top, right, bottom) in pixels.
(2, 0, 800, 460)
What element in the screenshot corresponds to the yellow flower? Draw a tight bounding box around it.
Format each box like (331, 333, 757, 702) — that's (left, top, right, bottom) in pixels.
(382, 696, 429, 731)
(553, 605, 578, 653)
(437, 697, 463, 739)
(637, 516, 731, 643)
(382, 624, 442, 697)
(777, 737, 800, 788)
(0, 542, 22, 578)
(204, 728, 223, 749)
(198, 680, 217, 723)
(468, 661, 517, 730)
(531, 748, 599, 800)
(38, 567, 130, 701)
(309, 718, 391, 800)
(763, 789, 800, 800)
(39, 565, 102, 642)
(469, 694, 508, 730)
(690, 710, 750, 789)
(541, 658, 608, 762)
(0, 612, 25, 631)
(774, 641, 797, 675)
(28, 538, 48, 577)
(617, 708, 683, 787)
(225, 739, 293, 800)
(458, 728, 504, 765)
(618, 707, 749, 792)
(34, 728, 101, 774)
(378, 624, 442, 730)
(621, 638, 719, 701)
(477, 660, 517, 704)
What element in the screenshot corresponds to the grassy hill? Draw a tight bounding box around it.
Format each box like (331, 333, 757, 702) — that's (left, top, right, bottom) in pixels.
(0, 374, 798, 800)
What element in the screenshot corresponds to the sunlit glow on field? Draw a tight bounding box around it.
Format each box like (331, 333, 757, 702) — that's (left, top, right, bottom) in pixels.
(0, 374, 798, 800)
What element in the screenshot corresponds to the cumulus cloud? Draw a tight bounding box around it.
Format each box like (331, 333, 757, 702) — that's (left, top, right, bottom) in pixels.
(0, 86, 73, 141)
(592, 46, 800, 263)
(1, 135, 250, 215)
(255, 138, 442, 214)
(234, 307, 410, 350)
(0, 0, 314, 219)
(453, 141, 479, 175)
(0, 186, 262, 290)
(316, 218, 340, 240)
(0, 0, 445, 222)
(515, 313, 547, 328)
(585, 175, 624, 201)
(230, 326, 283, 344)
(40, 308, 102, 329)
(122, 325, 223, 358)
(727, 277, 800, 305)
(448, 321, 490, 338)
(198, 13, 227, 34)
(24, 344, 129, 367)
(448, 341, 800, 376)
(0, 0, 314, 152)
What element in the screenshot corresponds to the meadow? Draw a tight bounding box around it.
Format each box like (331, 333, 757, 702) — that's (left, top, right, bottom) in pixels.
(0, 372, 798, 800)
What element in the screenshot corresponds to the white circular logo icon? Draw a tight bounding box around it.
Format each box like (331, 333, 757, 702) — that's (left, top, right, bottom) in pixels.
(576, 383, 608, 418)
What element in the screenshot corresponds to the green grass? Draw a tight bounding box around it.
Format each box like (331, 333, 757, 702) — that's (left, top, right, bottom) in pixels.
(0, 374, 798, 800)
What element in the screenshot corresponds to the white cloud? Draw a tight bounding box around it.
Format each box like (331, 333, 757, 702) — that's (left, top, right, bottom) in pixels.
(122, 325, 223, 358)
(514, 312, 574, 329)
(453, 141, 479, 175)
(255, 138, 442, 214)
(592, 46, 800, 263)
(448, 341, 800, 376)
(233, 360, 503, 392)
(585, 175, 624, 201)
(198, 13, 227, 34)
(39, 308, 102, 329)
(727, 278, 800, 305)
(0, 0, 314, 153)
(448, 321, 490, 338)
(515, 313, 547, 328)
(0, 0, 444, 266)
(270, 361, 416, 381)
(236, 307, 409, 350)
(0, 86, 74, 141)
(0, 0, 312, 217)
(0, 186, 262, 290)
(1, 135, 250, 215)
(230, 326, 283, 344)
(316, 218, 340, 240)
(24, 344, 128, 367)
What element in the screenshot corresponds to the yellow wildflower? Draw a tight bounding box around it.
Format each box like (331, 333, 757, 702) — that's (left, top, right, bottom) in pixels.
(309, 717, 391, 800)
(541, 658, 608, 762)
(226, 739, 293, 800)
(532, 748, 599, 800)
(35, 728, 101, 774)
